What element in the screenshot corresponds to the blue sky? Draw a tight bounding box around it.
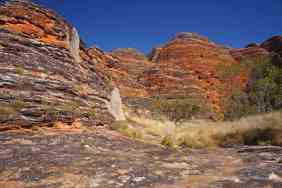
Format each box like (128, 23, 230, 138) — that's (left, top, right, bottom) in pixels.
(34, 0, 282, 54)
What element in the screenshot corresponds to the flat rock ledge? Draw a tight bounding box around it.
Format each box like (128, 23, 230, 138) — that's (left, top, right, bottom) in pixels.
(0, 129, 281, 188)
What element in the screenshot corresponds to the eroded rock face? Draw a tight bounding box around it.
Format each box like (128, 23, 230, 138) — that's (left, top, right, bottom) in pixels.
(108, 48, 151, 99)
(88, 32, 281, 118)
(89, 33, 267, 117)
(261, 36, 282, 56)
(230, 46, 269, 62)
(261, 35, 282, 66)
(0, 0, 114, 128)
(88, 47, 151, 107)
(141, 32, 239, 113)
(89, 33, 241, 115)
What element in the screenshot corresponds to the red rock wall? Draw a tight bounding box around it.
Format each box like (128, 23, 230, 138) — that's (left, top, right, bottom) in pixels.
(88, 33, 274, 117)
(142, 33, 238, 113)
(0, 0, 114, 128)
(88, 47, 151, 103)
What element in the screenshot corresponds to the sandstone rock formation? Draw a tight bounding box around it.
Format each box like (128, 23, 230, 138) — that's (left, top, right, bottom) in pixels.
(1, 0, 280, 125)
(87, 30, 282, 119)
(88, 47, 151, 109)
(261, 35, 282, 66)
(141, 32, 239, 113)
(261, 36, 282, 56)
(108, 48, 151, 99)
(230, 46, 269, 62)
(0, 0, 115, 128)
(89, 32, 273, 117)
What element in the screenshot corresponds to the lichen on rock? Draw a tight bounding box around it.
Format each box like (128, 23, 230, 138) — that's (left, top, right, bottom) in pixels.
(107, 88, 126, 121)
(68, 27, 81, 63)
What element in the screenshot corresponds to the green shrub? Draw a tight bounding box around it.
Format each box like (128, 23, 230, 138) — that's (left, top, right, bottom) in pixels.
(217, 62, 244, 80)
(248, 57, 282, 113)
(151, 97, 207, 123)
(223, 88, 256, 120)
(224, 56, 282, 120)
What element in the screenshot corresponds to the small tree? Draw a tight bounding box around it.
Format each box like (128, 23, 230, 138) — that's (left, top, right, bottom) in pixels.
(151, 97, 206, 123)
(224, 55, 282, 120)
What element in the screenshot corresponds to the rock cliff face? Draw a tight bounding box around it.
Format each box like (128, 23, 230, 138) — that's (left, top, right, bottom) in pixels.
(230, 46, 269, 62)
(0, 0, 115, 128)
(88, 47, 151, 108)
(261, 36, 282, 66)
(261, 36, 282, 56)
(108, 48, 151, 99)
(89, 33, 275, 117)
(1, 0, 280, 124)
(141, 33, 239, 113)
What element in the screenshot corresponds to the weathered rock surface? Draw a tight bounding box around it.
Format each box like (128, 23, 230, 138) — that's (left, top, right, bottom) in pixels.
(89, 33, 276, 117)
(261, 35, 282, 56)
(0, 0, 114, 128)
(89, 33, 245, 116)
(261, 35, 282, 66)
(1, 0, 280, 126)
(0, 129, 281, 188)
(88, 47, 151, 108)
(141, 32, 238, 113)
(230, 46, 269, 62)
(107, 88, 126, 121)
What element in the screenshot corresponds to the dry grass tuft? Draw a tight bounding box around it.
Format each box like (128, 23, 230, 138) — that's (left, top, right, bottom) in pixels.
(119, 112, 282, 148)
(110, 120, 143, 139)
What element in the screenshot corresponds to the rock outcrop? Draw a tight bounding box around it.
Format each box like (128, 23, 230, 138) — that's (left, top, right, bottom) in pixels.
(107, 88, 126, 121)
(1, 1, 279, 124)
(0, 0, 115, 128)
(88, 47, 151, 108)
(88, 32, 282, 118)
(230, 46, 269, 62)
(261, 36, 282, 56)
(140, 32, 239, 113)
(108, 48, 151, 99)
(89, 32, 272, 117)
(261, 35, 282, 66)
(1, 129, 281, 188)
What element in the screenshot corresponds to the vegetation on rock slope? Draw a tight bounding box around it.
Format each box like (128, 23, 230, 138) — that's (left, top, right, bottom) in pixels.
(222, 55, 282, 120)
(150, 97, 210, 123)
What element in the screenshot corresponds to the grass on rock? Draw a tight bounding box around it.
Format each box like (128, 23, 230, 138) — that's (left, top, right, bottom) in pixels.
(112, 112, 282, 149)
